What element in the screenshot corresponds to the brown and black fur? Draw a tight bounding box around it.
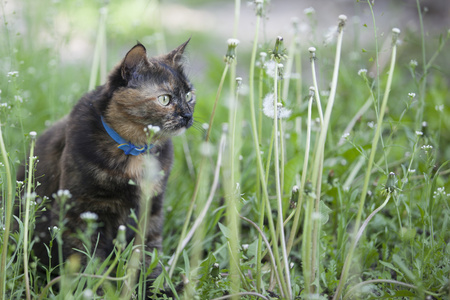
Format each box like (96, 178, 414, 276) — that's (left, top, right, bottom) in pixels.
(16, 40, 195, 288)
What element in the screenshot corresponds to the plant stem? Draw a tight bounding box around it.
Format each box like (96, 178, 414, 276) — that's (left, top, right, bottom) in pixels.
(273, 62, 292, 297)
(0, 121, 14, 300)
(333, 28, 399, 300)
(309, 16, 346, 294)
(169, 62, 229, 278)
(23, 136, 36, 300)
(287, 89, 314, 255)
(415, 0, 426, 129)
(89, 5, 108, 90)
(248, 13, 289, 298)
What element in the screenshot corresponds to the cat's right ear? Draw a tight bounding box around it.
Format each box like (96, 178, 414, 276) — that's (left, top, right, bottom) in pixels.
(121, 43, 148, 82)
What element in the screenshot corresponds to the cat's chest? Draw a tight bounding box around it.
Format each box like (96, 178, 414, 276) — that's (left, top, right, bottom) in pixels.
(124, 155, 146, 179)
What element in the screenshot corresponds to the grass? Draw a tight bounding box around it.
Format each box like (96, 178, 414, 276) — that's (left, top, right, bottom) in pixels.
(1, 0, 450, 299)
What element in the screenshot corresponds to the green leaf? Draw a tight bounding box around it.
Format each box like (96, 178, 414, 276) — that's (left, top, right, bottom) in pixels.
(319, 200, 332, 225)
(379, 260, 403, 277)
(218, 222, 231, 239)
(283, 153, 302, 195)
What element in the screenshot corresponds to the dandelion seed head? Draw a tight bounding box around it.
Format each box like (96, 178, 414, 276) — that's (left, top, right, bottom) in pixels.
(262, 93, 291, 119)
(308, 47, 316, 53)
(264, 60, 277, 78)
(227, 38, 240, 47)
(339, 15, 348, 21)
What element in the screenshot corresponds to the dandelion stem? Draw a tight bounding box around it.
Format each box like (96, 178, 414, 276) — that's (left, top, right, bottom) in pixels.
(273, 62, 292, 297)
(333, 28, 399, 300)
(248, 13, 289, 298)
(309, 16, 346, 294)
(287, 89, 314, 255)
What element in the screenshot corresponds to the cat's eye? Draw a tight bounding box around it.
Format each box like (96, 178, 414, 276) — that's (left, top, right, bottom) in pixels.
(157, 94, 171, 106)
(185, 91, 192, 102)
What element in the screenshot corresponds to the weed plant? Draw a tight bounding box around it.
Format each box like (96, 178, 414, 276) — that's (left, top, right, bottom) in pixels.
(1, 0, 449, 299)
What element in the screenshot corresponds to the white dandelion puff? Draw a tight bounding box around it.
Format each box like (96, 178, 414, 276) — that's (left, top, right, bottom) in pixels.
(262, 93, 291, 119)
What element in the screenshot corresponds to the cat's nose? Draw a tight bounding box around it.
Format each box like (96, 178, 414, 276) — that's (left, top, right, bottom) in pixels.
(181, 112, 193, 121)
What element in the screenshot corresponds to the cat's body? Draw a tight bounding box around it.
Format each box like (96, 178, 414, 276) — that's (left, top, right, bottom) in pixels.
(16, 41, 195, 285)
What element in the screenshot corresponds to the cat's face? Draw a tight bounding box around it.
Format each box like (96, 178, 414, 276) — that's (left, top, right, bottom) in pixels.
(105, 41, 195, 144)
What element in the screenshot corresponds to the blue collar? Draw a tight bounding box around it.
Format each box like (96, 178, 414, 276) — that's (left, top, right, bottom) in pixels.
(101, 116, 153, 156)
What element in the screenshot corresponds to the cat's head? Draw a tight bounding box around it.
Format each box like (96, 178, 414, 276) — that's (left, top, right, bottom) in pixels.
(103, 40, 195, 145)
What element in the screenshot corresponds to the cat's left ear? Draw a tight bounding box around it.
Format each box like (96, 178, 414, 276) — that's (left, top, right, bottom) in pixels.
(166, 38, 190, 66)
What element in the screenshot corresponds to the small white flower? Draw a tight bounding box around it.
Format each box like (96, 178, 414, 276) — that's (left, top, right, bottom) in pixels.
(410, 60, 418, 67)
(415, 131, 423, 136)
(29, 131, 37, 139)
(56, 189, 72, 198)
(358, 69, 368, 76)
(118, 225, 126, 231)
(304, 7, 315, 15)
(7, 71, 19, 77)
(202, 123, 209, 130)
(290, 262, 295, 269)
(421, 145, 433, 150)
(408, 168, 416, 173)
(367, 121, 375, 128)
(408, 92, 416, 98)
(80, 211, 98, 221)
(146, 124, 160, 134)
(342, 132, 350, 139)
(14, 95, 23, 103)
(435, 104, 444, 112)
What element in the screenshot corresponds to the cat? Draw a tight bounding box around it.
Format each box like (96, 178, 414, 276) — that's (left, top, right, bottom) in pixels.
(15, 39, 195, 293)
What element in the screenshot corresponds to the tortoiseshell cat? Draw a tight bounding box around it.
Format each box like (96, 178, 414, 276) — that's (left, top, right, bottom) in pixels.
(16, 40, 195, 290)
